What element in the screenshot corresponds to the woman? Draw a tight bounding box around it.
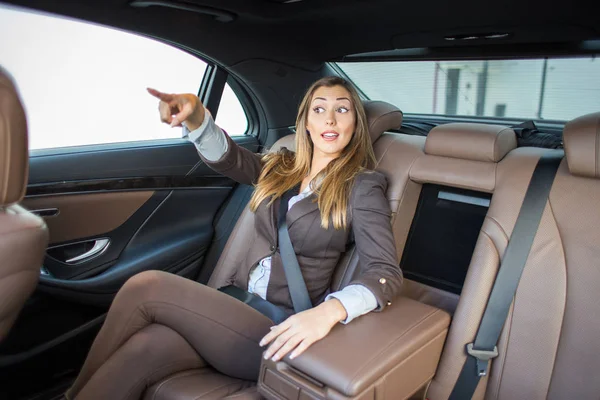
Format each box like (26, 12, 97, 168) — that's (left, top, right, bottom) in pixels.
(65, 76, 402, 399)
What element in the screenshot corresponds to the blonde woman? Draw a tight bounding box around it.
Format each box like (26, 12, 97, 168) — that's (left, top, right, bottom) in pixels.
(65, 77, 402, 399)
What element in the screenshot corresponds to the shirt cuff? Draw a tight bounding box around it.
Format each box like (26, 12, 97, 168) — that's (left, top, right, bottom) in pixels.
(185, 108, 228, 161)
(325, 284, 378, 324)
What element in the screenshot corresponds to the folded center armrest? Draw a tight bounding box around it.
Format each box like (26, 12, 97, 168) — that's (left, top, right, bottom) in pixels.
(258, 297, 451, 400)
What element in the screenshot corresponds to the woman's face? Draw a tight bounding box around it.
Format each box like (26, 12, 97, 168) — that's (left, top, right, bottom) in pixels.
(306, 85, 356, 160)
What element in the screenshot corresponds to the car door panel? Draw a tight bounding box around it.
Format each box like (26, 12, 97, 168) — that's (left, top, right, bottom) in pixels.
(0, 136, 258, 371)
(24, 138, 258, 292)
(36, 187, 231, 305)
(23, 191, 155, 245)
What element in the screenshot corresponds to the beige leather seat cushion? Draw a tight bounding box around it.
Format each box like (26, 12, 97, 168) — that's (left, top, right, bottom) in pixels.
(144, 368, 259, 400)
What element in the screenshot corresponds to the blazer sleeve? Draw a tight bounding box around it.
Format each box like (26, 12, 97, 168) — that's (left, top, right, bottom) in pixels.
(347, 171, 403, 311)
(198, 132, 264, 186)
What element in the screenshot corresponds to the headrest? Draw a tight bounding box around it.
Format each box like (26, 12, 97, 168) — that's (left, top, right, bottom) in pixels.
(425, 123, 517, 162)
(363, 100, 403, 144)
(563, 111, 600, 179)
(0, 66, 28, 206)
(271, 100, 403, 152)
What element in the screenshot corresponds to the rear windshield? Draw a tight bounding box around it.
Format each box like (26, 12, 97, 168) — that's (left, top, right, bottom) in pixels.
(336, 57, 600, 122)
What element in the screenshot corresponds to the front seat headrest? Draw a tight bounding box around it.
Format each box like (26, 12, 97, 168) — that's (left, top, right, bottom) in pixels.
(425, 123, 517, 162)
(563, 111, 600, 179)
(271, 100, 403, 152)
(0, 66, 28, 206)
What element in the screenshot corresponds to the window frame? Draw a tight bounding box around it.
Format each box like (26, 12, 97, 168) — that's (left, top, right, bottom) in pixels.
(0, 4, 255, 154)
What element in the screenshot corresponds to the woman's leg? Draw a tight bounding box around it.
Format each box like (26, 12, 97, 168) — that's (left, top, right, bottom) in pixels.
(75, 324, 204, 400)
(67, 270, 273, 399)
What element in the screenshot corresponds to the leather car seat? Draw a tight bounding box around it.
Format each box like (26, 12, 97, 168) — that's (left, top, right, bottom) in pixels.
(0, 66, 49, 342)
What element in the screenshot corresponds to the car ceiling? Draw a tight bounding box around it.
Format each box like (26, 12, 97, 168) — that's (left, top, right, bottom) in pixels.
(2, 0, 599, 68)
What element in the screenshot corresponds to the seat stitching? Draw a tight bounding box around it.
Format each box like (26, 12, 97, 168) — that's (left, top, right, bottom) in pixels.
(474, 230, 508, 400)
(150, 369, 209, 400)
(493, 127, 511, 162)
(220, 386, 258, 399)
(369, 110, 401, 146)
(191, 381, 249, 400)
(479, 225, 505, 394)
(121, 358, 202, 400)
(374, 136, 394, 169)
(543, 199, 568, 398)
(1, 113, 10, 202)
(485, 216, 510, 246)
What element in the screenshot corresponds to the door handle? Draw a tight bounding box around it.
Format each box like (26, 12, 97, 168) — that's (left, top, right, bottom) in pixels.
(65, 238, 110, 264)
(30, 208, 60, 217)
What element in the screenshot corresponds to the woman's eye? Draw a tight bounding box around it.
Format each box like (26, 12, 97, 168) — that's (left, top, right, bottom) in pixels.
(337, 107, 349, 113)
(313, 106, 325, 113)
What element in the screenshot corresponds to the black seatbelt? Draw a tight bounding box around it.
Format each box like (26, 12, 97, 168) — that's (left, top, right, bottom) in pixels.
(278, 187, 313, 313)
(449, 152, 563, 400)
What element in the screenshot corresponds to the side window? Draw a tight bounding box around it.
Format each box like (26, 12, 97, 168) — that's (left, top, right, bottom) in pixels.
(0, 5, 245, 150)
(216, 83, 249, 136)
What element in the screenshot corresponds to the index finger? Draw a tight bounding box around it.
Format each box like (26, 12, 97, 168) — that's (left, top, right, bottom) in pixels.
(147, 87, 174, 102)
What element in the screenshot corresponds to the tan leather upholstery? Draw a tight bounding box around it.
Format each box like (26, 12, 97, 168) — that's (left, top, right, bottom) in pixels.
(259, 298, 450, 400)
(563, 111, 600, 178)
(144, 369, 258, 400)
(425, 123, 517, 163)
(364, 100, 403, 144)
(410, 155, 497, 193)
(428, 114, 600, 399)
(22, 191, 154, 245)
(0, 66, 28, 206)
(483, 118, 600, 399)
(400, 124, 517, 319)
(0, 67, 48, 342)
(426, 146, 550, 399)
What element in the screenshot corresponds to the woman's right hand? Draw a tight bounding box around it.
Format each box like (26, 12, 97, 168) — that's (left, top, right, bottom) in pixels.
(147, 88, 206, 131)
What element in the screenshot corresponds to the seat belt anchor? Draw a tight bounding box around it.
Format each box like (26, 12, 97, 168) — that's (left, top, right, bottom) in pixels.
(466, 343, 498, 377)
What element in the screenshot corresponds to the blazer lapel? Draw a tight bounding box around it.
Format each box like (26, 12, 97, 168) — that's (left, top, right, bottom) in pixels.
(286, 193, 319, 229)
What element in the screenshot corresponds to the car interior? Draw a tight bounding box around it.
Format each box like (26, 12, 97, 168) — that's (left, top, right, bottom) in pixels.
(0, 0, 599, 399)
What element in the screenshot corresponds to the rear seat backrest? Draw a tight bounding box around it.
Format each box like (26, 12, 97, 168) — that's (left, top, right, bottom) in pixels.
(482, 112, 600, 399)
(425, 113, 600, 399)
(401, 124, 517, 315)
(396, 123, 521, 399)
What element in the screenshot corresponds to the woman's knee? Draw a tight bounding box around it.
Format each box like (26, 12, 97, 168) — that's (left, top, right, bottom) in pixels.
(117, 270, 172, 303)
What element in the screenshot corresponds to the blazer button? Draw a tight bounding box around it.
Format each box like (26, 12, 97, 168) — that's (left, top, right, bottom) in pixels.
(379, 278, 387, 284)
(270, 245, 276, 251)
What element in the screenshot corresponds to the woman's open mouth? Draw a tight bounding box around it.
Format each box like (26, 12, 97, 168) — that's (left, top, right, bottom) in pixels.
(321, 131, 339, 141)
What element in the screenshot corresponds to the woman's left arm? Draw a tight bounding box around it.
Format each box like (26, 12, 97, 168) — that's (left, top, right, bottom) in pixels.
(261, 171, 402, 361)
(345, 171, 402, 310)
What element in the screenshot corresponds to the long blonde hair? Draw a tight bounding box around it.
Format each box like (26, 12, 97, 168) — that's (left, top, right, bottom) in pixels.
(248, 76, 376, 230)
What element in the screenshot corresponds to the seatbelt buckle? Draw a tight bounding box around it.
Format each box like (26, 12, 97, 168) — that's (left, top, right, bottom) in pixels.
(466, 343, 498, 377)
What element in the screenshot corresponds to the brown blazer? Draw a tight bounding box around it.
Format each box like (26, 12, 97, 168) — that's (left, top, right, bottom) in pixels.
(202, 134, 402, 314)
